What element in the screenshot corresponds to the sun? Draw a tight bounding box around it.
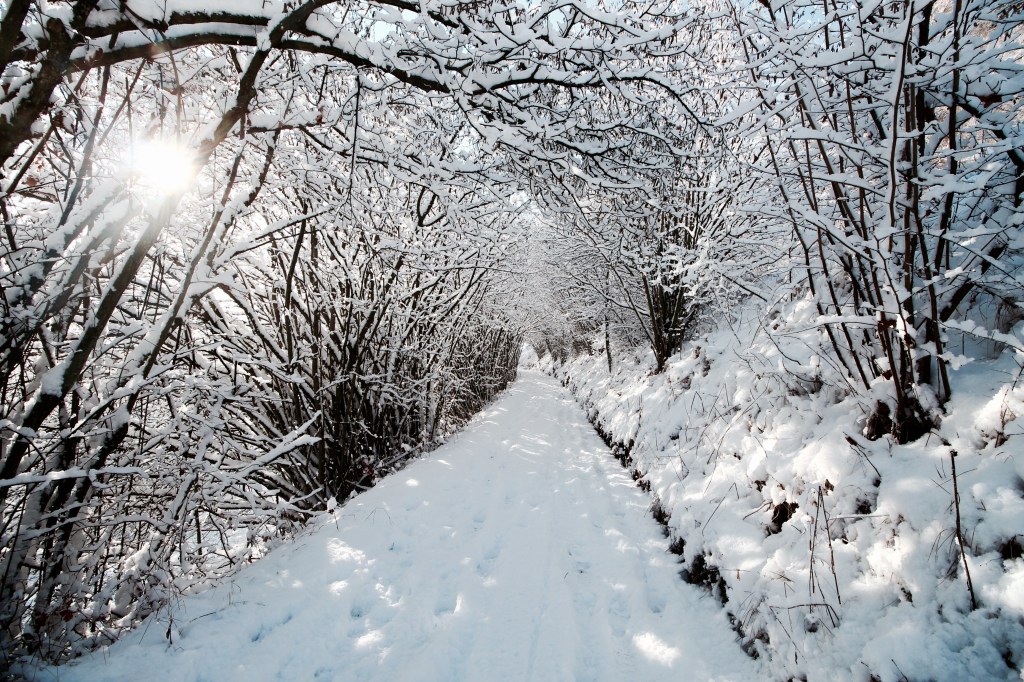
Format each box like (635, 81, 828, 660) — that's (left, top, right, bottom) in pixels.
(127, 138, 197, 195)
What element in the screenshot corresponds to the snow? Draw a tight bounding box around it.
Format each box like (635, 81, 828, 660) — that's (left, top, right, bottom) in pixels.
(40, 371, 757, 682)
(543, 298, 1024, 682)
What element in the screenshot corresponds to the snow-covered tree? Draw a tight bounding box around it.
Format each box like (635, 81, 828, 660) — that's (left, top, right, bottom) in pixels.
(729, 0, 1024, 440)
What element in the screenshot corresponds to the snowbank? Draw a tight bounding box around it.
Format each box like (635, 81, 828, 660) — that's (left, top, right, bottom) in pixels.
(541, 300, 1024, 682)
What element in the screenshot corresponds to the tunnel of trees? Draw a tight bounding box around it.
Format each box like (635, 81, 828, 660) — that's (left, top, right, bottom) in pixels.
(0, 0, 1021, 665)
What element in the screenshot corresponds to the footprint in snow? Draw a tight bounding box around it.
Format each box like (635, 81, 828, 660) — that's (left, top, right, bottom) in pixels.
(608, 591, 630, 636)
(349, 594, 373, 620)
(476, 542, 502, 578)
(647, 588, 667, 614)
(249, 612, 293, 642)
(435, 585, 459, 616)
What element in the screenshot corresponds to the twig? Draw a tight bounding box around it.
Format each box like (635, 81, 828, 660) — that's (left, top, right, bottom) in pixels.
(819, 487, 842, 604)
(949, 449, 977, 610)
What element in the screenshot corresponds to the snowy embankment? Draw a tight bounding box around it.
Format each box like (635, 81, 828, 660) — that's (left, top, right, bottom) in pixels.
(542, 305, 1024, 682)
(36, 372, 758, 682)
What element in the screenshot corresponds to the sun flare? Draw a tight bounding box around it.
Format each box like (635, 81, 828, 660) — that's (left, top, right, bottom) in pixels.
(128, 139, 197, 195)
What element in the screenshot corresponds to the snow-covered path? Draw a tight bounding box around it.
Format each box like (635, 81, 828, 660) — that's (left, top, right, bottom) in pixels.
(53, 371, 758, 682)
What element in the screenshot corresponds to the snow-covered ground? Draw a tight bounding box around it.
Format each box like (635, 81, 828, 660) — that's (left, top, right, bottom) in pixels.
(544, 304, 1024, 682)
(38, 371, 758, 682)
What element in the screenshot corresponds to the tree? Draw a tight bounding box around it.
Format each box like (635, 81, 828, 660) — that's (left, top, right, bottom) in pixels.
(729, 0, 1024, 441)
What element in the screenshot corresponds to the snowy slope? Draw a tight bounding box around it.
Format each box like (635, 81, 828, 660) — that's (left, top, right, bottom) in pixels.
(38, 371, 758, 682)
(545, 313, 1024, 682)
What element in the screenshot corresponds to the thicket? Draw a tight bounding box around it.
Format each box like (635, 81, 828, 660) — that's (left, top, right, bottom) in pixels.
(539, 0, 1024, 436)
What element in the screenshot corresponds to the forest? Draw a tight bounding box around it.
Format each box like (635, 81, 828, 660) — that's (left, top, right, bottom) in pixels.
(0, 0, 1021, 678)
